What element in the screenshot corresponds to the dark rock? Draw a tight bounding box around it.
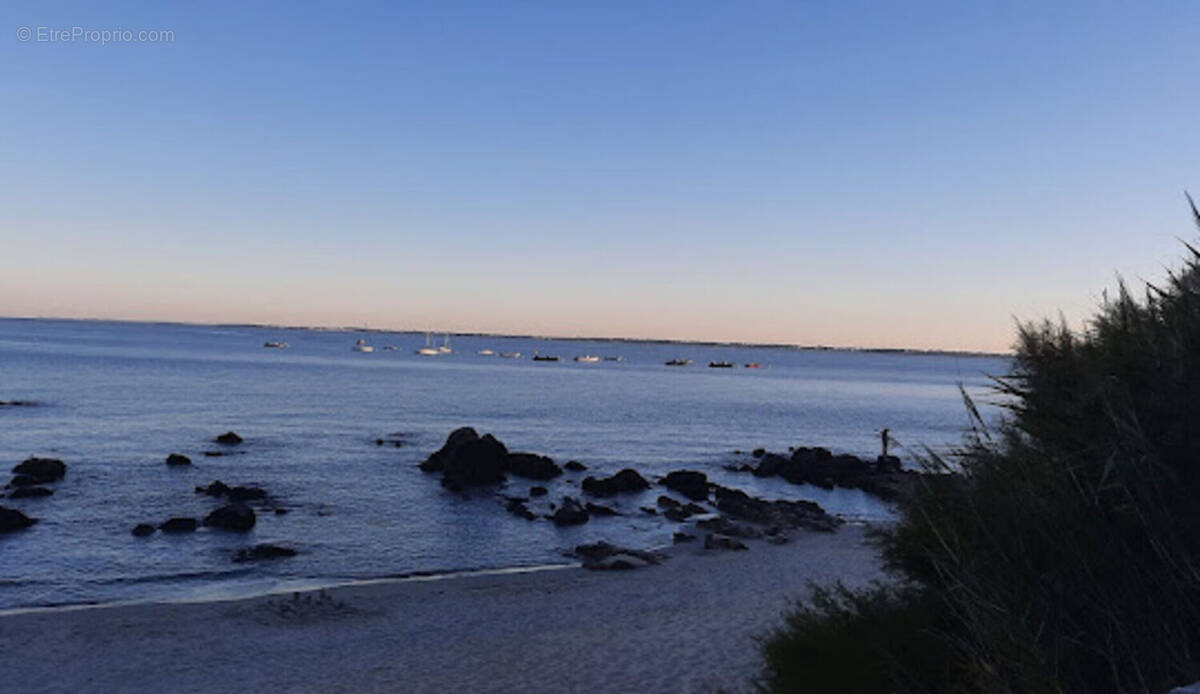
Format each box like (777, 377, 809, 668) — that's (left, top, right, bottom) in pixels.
(165, 453, 192, 466)
(195, 480, 231, 497)
(441, 434, 509, 489)
(751, 448, 766, 458)
(550, 497, 589, 526)
(753, 453, 788, 478)
(663, 507, 692, 522)
(723, 463, 755, 473)
(712, 485, 841, 532)
(12, 457, 66, 483)
(564, 460, 588, 472)
(673, 532, 696, 544)
(506, 452, 562, 480)
(9, 475, 39, 488)
(131, 523, 155, 537)
(697, 516, 763, 539)
(641, 506, 658, 515)
(505, 498, 537, 521)
(233, 544, 298, 562)
(0, 506, 37, 532)
(215, 431, 243, 445)
(581, 468, 649, 497)
(704, 533, 748, 551)
(419, 427, 479, 472)
(657, 495, 681, 509)
(529, 485, 548, 497)
(9, 486, 53, 499)
(274, 508, 289, 515)
(0, 400, 34, 407)
(160, 517, 198, 533)
(573, 541, 662, 570)
(228, 485, 268, 502)
(203, 503, 256, 532)
(875, 455, 902, 472)
(662, 470, 709, 501)
(585, 502, 620, 517)
(203, 451, 226, 457)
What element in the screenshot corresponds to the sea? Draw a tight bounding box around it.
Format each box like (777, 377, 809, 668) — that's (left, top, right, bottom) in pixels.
(0, 318, 1009, 610)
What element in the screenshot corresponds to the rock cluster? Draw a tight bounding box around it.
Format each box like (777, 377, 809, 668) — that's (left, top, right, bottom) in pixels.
(741, 446, 917, 501)
(419, 427, 565, 491)
(580, 469, 649, 497)
(572, 541, 664, 570)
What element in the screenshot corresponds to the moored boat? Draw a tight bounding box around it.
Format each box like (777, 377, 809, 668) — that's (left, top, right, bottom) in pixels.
(665, 359, 692, 366)
(263, 341, 289, 349)
(352, 339, 375, 353)
(708, 361, 734, 368)
(574, 355, 600, 363)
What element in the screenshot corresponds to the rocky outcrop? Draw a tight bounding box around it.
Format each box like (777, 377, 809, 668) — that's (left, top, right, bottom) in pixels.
(165, 453, 192, 466)
(131, 523, 155, 537)
(564, 460, 588, 472)
(572, 542, 663, 570)
(505, 452, 562, 480)
(743, 446, 919, 501)
(233, 544, 297, 562)
(196, 480, 231, 497)
(419, 427, 480, 472)
(550, 497, 589, 526)
(228, 485, 268, 502)
(505, 497, 537, 521)
(203, 503, 256, 532)
(712, 485, 840, 532)
(442, 434, 508, 490)
(0, 506, 36, 532)
(12, 457, 66, 484)
(160, 517, 198, 533)
(581, 469, 650, 497)
(215, 431, 243, 445)
(661, 470, 709, 501)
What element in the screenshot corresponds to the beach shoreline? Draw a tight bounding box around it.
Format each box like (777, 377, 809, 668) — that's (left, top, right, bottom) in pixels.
(0, 524, 884, 694)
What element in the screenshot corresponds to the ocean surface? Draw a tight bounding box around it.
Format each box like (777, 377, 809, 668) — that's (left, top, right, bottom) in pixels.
(0, 318, 1009, 609)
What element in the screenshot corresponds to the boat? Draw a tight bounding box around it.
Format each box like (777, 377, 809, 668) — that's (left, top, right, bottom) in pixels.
(665, 359, 692, 366)
(262, 341, 289, 349)
(574, 355, 600, 363)
(744, 363, 762, 369)
(708, 361, 734, 368)
(437, 334, 452, 354)
(603, 356, 624, 362)
(477, 349, 495, 356)
(499, 351, 522, 359)
(532, 354, 560, 362)
(415, 333, 440, 356)
(352, 339, 375, 353)
(382, 345, 398, 351)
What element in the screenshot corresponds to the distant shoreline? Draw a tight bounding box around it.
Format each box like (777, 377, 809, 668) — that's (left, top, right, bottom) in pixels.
(0, 315, 1010, 359)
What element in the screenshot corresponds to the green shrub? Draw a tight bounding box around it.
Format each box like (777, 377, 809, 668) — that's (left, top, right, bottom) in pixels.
(760, 202, 1200, 693)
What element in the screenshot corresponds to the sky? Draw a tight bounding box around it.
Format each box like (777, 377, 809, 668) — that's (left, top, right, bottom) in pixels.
(2, 1, 1198, 352)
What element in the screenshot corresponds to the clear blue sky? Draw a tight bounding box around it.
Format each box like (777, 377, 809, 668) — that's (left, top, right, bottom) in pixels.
(2, 1, 1198, 351)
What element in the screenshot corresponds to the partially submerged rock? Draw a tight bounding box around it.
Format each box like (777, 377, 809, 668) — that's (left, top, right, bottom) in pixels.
(550, 497, 589, 526)
(564, 460, 588, 472)
(712, 485, 841, 533)
(203, 503, 256, 532)
(581, 469, 649, 497)
(661, 470, 709, 501)
(505, 497, 537, 521)
(196, 480, 231, 497)
(584, 502, 620, 517)
(0, 506, 37, 532)
(9, 486, 53, 499)
(160, 517, 198, 533)
(572, 541, 663, 570)
(704, 533, 748, 551)
(12, 457, 66, 484)
(131, 523, 155, 537)
(215, 431, 244, 445)
(745, 445, 918, 501)
(233, 544, 297, 562)
(165, 453, 192, 466)
(506, 452, 562, 480)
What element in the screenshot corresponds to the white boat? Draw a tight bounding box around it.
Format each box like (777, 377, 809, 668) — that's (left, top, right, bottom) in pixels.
(352, 339, 375, 353)
(416, 333, 440, 356)
(477, 349, 495, 356)
(574, 355, 600, 363)
(437, 334, 452, 354)
(499, 351, 522, 359)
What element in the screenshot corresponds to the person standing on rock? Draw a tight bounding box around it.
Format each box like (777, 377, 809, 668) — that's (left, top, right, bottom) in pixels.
(880, 428, 891, 458)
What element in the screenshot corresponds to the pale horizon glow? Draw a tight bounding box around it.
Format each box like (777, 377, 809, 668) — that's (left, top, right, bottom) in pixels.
(3, 1, 1198, 353)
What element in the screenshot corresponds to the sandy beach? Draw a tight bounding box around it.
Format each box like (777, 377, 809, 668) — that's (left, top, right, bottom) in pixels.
(0, 525, 883, 694)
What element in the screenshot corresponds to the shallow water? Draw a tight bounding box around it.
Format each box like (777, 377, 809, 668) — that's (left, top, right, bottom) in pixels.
(0, 318, 1008, 608)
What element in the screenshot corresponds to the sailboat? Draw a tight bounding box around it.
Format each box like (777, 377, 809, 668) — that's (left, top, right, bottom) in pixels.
(437, 334, 452, 354)
(415, 332, 439, 356)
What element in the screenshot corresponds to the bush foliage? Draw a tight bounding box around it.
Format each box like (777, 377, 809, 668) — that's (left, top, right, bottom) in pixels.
(760, 202, 1200, 693)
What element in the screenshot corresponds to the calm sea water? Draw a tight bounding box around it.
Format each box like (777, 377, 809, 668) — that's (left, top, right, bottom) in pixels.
(0, 318, 1008, 609)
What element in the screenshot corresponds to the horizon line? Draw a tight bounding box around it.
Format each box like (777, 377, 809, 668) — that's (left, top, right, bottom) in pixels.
(0, 313, 1012, 358)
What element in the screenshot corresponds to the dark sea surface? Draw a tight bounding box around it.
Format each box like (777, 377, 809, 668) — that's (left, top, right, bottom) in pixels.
(0, 318, 1009, 609)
